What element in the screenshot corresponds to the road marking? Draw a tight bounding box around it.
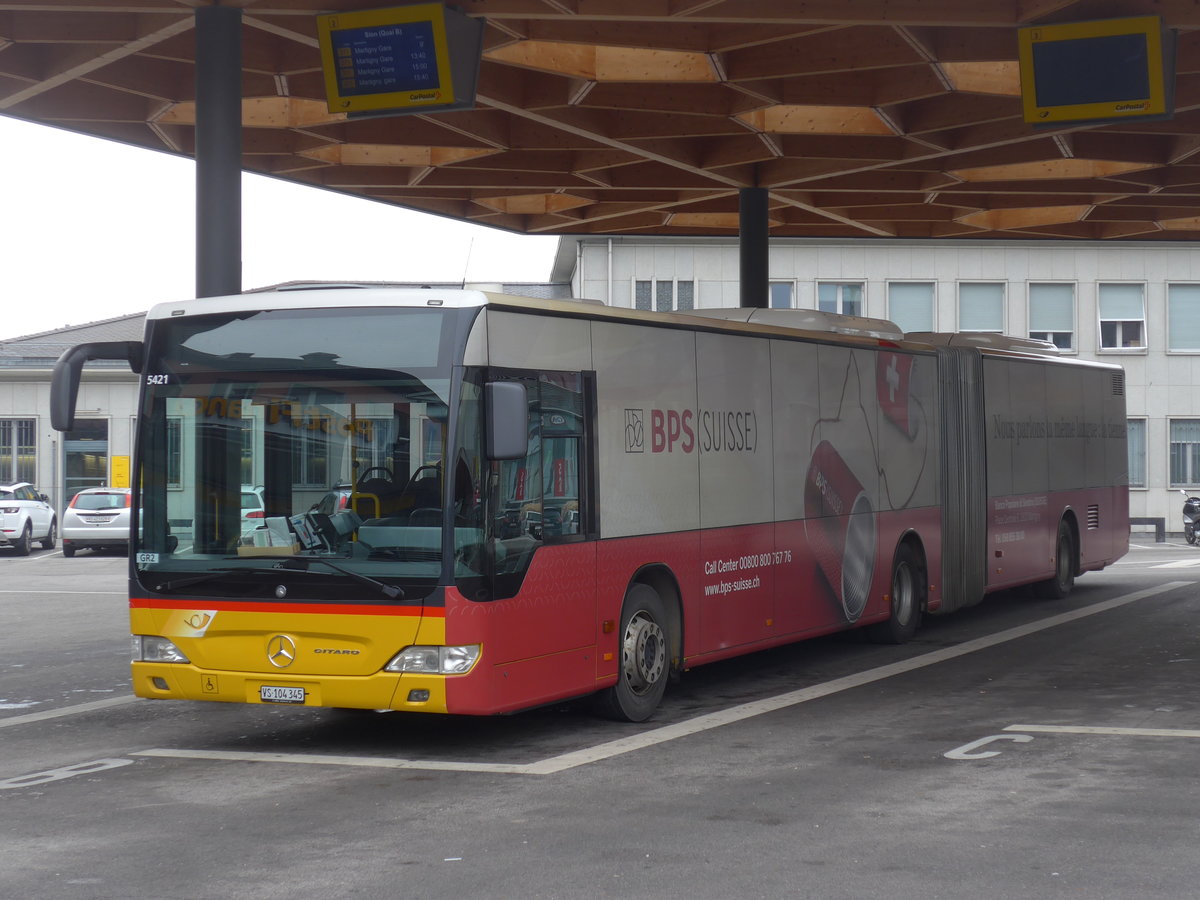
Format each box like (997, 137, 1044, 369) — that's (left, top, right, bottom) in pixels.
(945, 733, 1033, 760)
(1150, 559, 1200, 569)
(1005, 724, 1200, 739)
(133, 581, 1186, 776)
(0, 590, 126, 595)
(133, 748, 533, 775)
(0, 554, 60, 564)
(0, 695, 138, 729)
(0, 758, 133, 789)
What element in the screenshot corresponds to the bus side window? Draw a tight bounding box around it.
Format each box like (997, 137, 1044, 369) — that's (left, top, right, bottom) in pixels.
(479, 370, 592, 599)
(540, 373, 585, 538)
(499, 381, 543, 544)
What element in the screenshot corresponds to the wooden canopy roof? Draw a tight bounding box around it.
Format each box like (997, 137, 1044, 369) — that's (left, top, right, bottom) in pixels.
(6, 1, 1200, 240)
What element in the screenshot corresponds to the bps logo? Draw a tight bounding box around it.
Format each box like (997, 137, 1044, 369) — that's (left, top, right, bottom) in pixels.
(625, 409, 644, 453)
(623, 407, 757, 454)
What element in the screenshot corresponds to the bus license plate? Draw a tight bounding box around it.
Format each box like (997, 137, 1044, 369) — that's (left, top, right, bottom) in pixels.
(260, 685, 305, 704)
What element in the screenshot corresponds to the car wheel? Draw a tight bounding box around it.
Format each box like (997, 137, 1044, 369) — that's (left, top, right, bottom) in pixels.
(40, 519, 57, 550)
(62, 543, 76, 558)
(14, 523, 32, 556)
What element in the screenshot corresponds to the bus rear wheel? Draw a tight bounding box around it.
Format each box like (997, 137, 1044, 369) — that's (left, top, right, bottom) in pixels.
(868, 542, 924, 644)
(595, 583, 670, 722)
(1033, 520, 1075, 600)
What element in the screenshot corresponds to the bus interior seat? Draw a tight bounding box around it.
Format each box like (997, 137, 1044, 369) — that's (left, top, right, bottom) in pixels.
(408, 507, 442, 526)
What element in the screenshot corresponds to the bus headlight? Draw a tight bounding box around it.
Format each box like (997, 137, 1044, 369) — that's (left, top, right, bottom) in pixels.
(384, 645, 480, 675)
(133, 635, 190, 664)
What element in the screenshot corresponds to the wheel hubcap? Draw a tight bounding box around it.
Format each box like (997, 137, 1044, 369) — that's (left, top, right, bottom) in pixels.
(622, 611, 665, 696)
(892, 563, 914, 625)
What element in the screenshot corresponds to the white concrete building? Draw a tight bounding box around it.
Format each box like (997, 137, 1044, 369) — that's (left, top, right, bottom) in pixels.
(564, 235, 1200, 535)
(0, 315, 142, 513)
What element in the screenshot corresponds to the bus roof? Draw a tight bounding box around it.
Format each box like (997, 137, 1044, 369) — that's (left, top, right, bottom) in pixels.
(144, 284, 1120, 368)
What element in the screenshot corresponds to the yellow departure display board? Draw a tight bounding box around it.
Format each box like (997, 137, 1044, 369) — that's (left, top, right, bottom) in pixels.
(317, 3, 483, 116)
(1018, 16, 1174, 126)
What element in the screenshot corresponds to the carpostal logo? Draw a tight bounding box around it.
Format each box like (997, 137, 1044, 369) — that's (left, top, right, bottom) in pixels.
(624, 407, 758, 454)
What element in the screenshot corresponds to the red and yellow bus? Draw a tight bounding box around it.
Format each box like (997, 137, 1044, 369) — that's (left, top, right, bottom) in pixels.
(52, 287, 1128, 721)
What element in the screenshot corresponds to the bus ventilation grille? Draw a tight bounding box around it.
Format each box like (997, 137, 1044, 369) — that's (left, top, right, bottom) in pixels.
(1111, 372, 1125, 396)
(1087, 505, 1101, 530)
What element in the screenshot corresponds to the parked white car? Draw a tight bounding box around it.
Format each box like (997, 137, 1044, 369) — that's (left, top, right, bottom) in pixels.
(61, 487, 133, 557)
(241, 485, 265, 538)
(0, 482, 57, 555)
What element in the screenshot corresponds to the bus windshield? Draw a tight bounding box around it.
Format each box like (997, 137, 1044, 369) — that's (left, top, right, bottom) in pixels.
(132, 305, 471, 602)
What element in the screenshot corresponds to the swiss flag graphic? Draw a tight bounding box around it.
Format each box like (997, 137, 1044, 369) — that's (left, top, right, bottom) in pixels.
(877, 351, 914, 437)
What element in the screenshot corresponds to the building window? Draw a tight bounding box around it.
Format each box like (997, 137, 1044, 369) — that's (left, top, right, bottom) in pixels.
(167, 418, 182, 488)
(818, 282, 863, 316)
(1170, 420, 1200, 487)
(1167, 283, 1200, 352)
(241, 420, 257, 487)
(291, 420, 330, 488)
(634, 279, 694, 312)
(1028, 282, 1075, 350)
(1127, 419, 1147, 488)
(958, 282, 1004, 332)
(135, 415, 182, 488)
(887, 282, 934, 333)
(1098, 283, 1145, 349)
(0, 419, 36, 484)
(769, 282, 794, 308)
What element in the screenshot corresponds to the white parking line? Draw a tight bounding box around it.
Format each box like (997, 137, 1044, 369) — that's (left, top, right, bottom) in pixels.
(134, 747, 531, 775)
(0, 590, 125, 595)
(132, 581, 1186, 776)
(1006, 724, 1200, 739)
(0, 696, 138, 729)
(1151, 559, 1200, 569)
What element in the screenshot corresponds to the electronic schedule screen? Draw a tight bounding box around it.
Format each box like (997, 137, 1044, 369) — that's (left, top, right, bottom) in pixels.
(1018, 16, 1174, 125)
(329, 21, 439, 97)
(317, 3, 483, 116)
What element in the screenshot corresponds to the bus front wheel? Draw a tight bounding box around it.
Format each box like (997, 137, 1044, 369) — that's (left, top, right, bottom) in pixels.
(596, 583, 670, 722)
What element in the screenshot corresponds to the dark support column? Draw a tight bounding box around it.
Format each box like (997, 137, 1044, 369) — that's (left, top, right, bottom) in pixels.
(738, 187, 769, 308)
(195, 5, 242, 299)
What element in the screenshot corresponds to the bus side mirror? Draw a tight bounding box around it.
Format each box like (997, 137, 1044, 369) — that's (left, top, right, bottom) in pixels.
(51, 341, 144, 432)
(485, 381, 528, 460)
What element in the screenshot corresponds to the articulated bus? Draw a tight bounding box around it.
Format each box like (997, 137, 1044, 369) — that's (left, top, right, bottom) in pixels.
(51, 287, 1129, 722)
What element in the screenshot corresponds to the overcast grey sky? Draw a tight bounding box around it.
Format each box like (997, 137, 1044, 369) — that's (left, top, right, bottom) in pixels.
(0, 115, 558, 340)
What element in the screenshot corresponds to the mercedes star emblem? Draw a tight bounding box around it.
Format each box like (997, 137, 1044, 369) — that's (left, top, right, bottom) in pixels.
(267, 634, 297, 668)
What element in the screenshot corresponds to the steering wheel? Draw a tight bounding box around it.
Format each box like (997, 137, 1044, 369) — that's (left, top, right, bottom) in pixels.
(356, 466, 394, 489)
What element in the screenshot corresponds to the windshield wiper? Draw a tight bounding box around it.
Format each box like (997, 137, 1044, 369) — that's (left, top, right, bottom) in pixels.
(151, 565, 241, 593)
(279, 557, 406, 600)
(148, 559, 405, 600)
